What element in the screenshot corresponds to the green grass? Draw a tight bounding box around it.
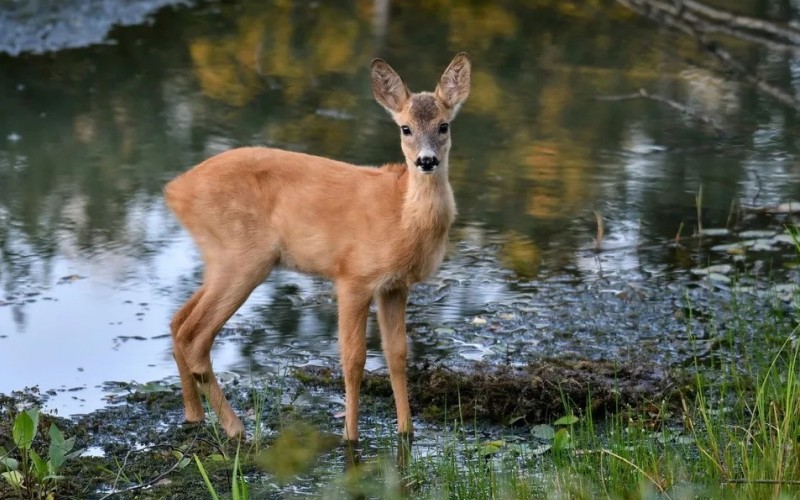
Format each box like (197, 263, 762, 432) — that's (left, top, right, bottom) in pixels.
(387, 324, 799, 499)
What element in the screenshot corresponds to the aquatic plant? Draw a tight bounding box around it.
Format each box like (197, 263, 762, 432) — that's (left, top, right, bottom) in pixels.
(0, 408, 79, 500)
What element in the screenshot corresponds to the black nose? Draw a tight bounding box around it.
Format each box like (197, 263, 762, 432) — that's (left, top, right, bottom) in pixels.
(415, 156, 439, 170)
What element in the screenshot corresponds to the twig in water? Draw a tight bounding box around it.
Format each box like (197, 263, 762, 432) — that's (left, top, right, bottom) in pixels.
(725, 198, 737, 229)
(751, 172, 763, 206)
(593, 211, 605, 252)
(675, 221, 685, 245)
(695, 184, 704, 235)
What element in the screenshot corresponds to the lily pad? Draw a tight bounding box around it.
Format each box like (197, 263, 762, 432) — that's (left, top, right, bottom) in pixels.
(708, 273, 731, 284)
(479, 440, 505, 456)
(750, 239, 777, 252)
(532, 424, 556, 440)
(700, 228, 729, 237)
(554, 415, 579, 426)
(772, 234, 796, 245)
(691, 264, 732, 276)
(710, 243, 745, 255)
(739, 230, 777, 239)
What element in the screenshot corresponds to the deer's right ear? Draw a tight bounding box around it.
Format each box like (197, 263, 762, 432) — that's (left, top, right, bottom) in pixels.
(371, 59, 410, 114)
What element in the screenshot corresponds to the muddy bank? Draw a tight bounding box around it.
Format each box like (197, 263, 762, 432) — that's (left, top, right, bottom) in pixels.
(298, 358, 679, 426)
(0, 357, 678, 498)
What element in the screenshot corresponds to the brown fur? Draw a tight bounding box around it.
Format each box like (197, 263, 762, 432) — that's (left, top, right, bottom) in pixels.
(164, 53, 471, 440)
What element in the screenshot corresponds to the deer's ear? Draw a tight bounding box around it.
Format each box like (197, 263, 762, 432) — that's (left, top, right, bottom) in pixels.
(371, 59, 410, 114)
(435, 52, 471, 114)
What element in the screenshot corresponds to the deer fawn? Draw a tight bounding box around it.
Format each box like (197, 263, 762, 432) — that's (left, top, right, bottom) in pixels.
(164, 53, 471, 442)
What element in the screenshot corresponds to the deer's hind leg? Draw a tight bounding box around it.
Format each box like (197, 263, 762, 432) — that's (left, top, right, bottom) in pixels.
(171, 288, 207, 423)
(173, 248, 275, 438)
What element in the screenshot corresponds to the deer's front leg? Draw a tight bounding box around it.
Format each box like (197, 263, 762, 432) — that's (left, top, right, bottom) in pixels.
(337, 282, 371, 443)
(376, 287, 412, 436)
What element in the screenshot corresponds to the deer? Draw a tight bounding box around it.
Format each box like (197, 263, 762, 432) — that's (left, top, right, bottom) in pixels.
(164, 52, 471, 444)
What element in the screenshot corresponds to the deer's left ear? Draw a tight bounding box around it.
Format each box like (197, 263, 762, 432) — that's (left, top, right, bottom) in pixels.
(435, 52, 471, 115)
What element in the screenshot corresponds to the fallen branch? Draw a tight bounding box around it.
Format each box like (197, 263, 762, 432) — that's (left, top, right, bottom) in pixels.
(680, 0, 800, 45)
(596, 88, 726, 136)
(619, 0, 800, 48)
(617, 0, 800, 111)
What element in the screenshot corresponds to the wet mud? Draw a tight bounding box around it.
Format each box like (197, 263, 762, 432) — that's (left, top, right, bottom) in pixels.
(0, 354, 679, 499)
(299, 359, 678, 427)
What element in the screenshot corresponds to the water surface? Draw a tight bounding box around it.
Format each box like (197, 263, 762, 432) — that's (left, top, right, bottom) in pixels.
(1, 0, 799, 415)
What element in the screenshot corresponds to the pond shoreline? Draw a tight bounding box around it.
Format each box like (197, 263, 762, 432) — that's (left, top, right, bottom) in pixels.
(0, 355, 681, 498)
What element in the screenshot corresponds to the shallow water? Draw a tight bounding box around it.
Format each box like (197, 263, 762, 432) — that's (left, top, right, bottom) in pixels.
(1, 0, 800, 416)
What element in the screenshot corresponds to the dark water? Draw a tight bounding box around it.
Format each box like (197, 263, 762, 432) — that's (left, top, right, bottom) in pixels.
(1, 0, 799, 415)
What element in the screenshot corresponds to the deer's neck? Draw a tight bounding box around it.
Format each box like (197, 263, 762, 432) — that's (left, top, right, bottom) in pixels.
(400, 166, 456, 236)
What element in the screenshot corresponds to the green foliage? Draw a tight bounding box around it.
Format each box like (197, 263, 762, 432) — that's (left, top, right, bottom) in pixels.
(194, 444, 249, 500)
(1, 409, 78, 499)
(11, 408, 37, 451)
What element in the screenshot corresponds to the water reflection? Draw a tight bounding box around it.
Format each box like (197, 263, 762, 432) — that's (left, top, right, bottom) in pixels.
(1, 0, 799, 413)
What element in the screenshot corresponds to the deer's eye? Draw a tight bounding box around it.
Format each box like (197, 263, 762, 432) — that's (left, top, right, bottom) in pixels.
(438, 123, 450, 134)
(401, 126, 412, 136)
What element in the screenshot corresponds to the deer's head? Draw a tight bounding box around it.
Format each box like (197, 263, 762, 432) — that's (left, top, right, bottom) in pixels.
(371, 53, 471, 175)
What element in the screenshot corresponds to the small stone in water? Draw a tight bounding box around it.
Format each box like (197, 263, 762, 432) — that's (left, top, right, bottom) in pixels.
(471, 316, 488, 325)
